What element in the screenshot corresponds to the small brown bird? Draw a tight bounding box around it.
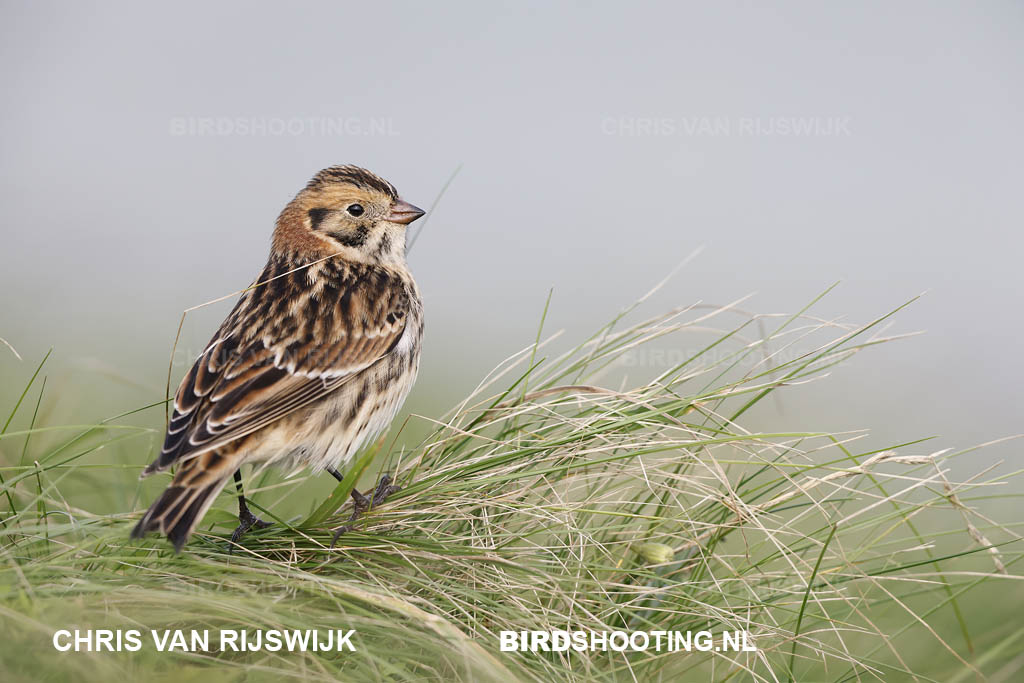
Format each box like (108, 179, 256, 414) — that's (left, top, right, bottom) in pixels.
(132, 166, 425, 551)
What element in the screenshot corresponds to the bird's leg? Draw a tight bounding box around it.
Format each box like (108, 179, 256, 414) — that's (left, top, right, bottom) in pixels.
(229, 469, 272, 548)
(328, 469, 401, 547)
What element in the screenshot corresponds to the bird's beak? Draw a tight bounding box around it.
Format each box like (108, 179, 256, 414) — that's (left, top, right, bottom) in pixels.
(386, 199, 426, 225)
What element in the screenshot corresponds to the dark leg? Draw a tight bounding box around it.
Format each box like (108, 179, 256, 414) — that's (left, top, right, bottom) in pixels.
(229, 469, 272, 549)
(329, 472, 401, 547)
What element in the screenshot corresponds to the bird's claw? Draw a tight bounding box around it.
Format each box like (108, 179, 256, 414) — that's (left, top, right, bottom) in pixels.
(228, 509, 272, 552)
(371, 473, 401, 506)
(330, 474, 401, 548)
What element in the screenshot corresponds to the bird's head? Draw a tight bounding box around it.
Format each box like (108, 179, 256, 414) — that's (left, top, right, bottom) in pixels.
(274, 165, 425, 264)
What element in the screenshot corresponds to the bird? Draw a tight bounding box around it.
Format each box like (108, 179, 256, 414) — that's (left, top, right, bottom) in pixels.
(131, 165, 426, 552)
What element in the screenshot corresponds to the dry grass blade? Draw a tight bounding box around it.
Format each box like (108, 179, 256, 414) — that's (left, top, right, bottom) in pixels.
(1, 290, 1021, 681)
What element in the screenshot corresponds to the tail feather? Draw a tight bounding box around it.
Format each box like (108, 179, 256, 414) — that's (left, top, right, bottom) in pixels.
(131, 455, 234, 551)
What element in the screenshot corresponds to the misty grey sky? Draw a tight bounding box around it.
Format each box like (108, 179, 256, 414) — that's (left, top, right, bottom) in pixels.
(1, 1, 1021, 453)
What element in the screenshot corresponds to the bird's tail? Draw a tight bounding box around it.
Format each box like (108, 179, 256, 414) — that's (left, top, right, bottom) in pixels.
(130, 451, 235, 552)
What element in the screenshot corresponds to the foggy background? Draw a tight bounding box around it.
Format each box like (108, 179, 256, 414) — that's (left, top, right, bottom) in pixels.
(1, 1, 1021, 464)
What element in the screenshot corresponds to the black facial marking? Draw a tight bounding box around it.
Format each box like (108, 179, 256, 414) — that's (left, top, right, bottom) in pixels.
(308, 208, 330, 230)
(329, 225, 369, 248)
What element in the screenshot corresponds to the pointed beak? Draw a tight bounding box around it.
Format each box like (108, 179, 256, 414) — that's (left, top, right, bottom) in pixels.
(386, 199, 426, 225)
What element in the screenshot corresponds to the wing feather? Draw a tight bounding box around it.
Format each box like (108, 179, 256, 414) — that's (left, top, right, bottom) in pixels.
(144, 257, 410, 475)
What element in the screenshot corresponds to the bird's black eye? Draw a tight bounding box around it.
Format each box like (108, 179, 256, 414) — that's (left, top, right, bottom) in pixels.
(347, 203, 364, 217)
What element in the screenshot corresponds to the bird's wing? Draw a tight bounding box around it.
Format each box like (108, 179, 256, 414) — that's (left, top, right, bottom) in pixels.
(144, 259, 411, 475)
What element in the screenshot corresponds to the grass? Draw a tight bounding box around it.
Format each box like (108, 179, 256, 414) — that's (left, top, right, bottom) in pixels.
(1, 286, 1022, 682)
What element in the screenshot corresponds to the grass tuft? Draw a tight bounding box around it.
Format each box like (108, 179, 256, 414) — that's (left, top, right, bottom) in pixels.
(1, 290, 1022, 681)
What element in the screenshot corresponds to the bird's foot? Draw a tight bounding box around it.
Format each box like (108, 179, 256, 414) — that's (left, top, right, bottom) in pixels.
(228, 508, 272, 551)
(330, 474, 401, 547)
(370, 472, 401, 506)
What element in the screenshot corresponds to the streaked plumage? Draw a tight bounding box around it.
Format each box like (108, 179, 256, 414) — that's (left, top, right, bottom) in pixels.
(131, 165, 425, 551)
